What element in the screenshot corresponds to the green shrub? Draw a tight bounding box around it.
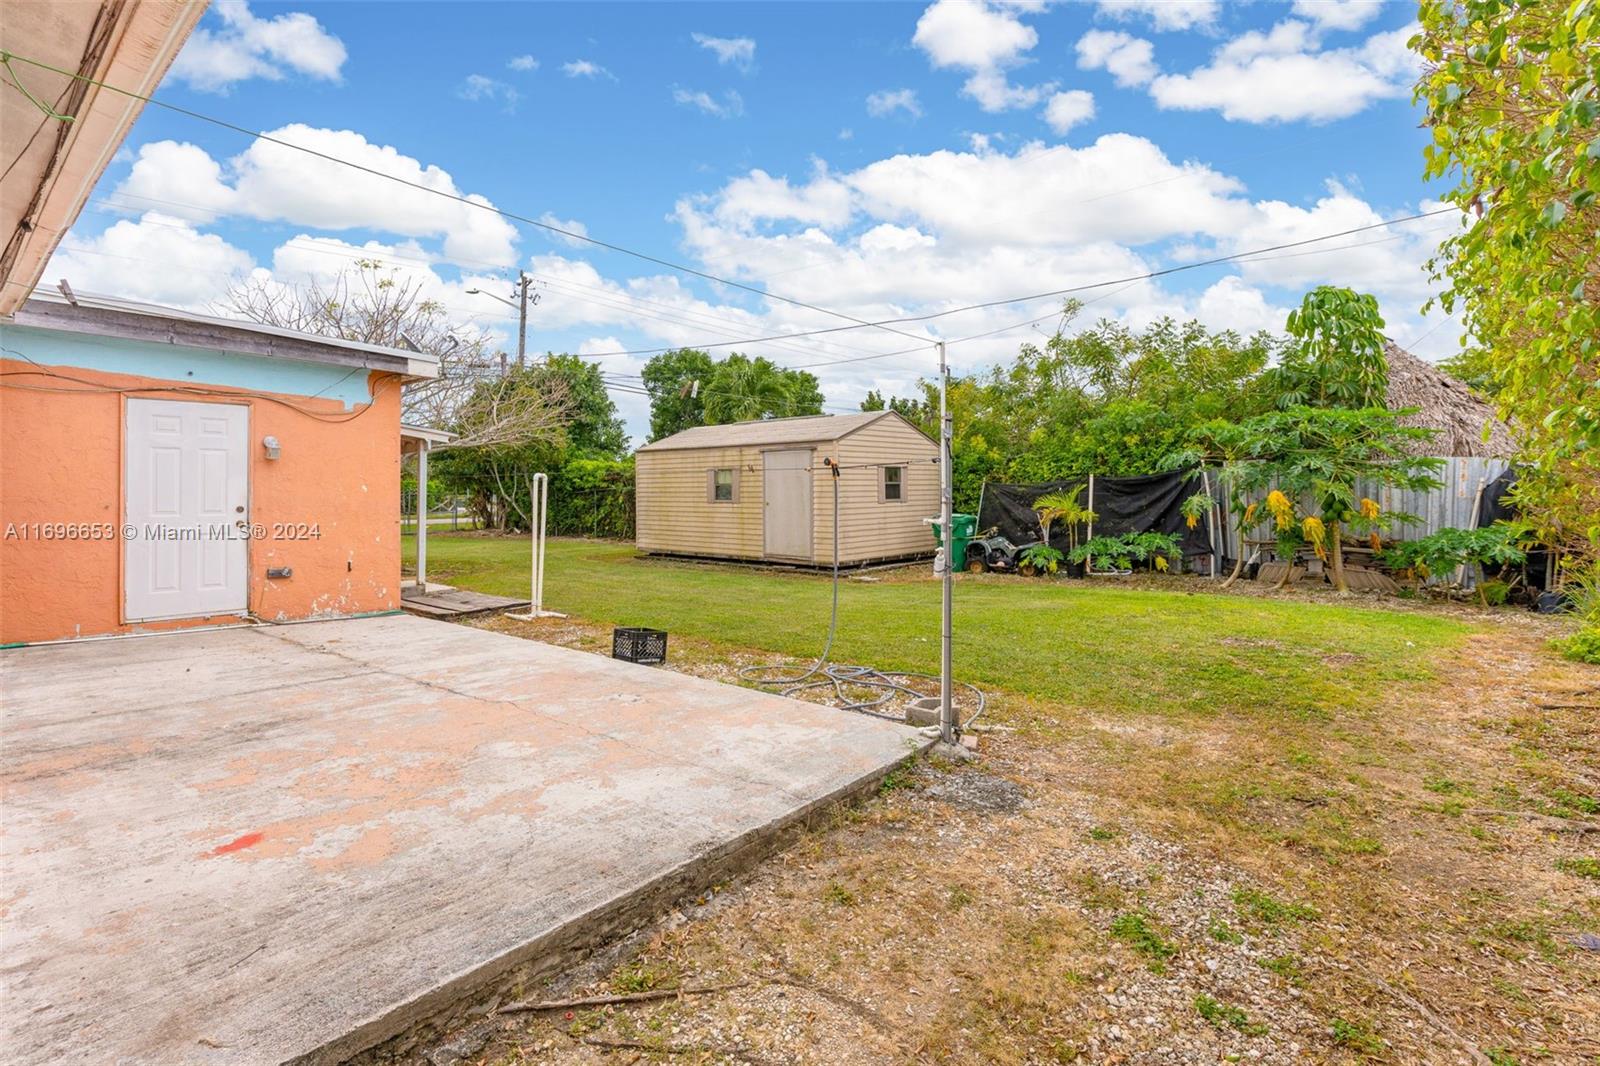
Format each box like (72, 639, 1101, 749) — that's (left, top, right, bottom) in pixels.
(1380, 526, 1526, 604)
(1479, 578, 1510, 606)
(1069, 531, 1181, 572)
(1558, 627, 1600, 665)
(1020, 543, 1066, 575)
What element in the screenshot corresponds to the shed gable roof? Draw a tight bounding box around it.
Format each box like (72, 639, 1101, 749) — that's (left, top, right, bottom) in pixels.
(638, 411, 927, 452)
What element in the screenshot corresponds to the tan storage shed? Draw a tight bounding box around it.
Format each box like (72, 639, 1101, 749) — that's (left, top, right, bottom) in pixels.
(635, 412, 939, 566)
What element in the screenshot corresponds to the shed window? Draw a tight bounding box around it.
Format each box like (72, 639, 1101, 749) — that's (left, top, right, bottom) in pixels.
(882, 465, 905, 502)
(711, 468, 735, 502)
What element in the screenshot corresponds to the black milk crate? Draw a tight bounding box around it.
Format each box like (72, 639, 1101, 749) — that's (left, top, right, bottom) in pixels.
(612, 627, 667, 665)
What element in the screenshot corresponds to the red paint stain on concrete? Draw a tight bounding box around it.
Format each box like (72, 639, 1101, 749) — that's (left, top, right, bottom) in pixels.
(207, 831, 265, 857)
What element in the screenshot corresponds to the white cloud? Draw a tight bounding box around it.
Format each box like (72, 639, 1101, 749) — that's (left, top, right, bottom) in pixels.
(269, 234, 433, 286)
(457, 74, 520, 110)
(562, 59, 614, 80)
(912, 0, 1054, 113)
(1190, 277, 1287, 335)
(115, 125, 520, 267)
(508, 54, 539, 71)
(1094, 0, 1218, 32)
(837, 134, 1253, 249)
(692, 33, 756, 71)
(46, 213, 255, 309)
(962, 69, 1055, 111)
(536, 213, 590, 248)
(1221, 184, 1458, 301)
(643, 136, 1458, 405)
(1148, 21, 1419, 122)
(673, 88, 745, 118)
(914, 0, 1037, 70)
(115, 141, 237, 222)
(577, 336, 625, 356)
(1075, 30, 1158, 87)
(1290, 0, 1383, 32)
(169, 0, 346, 93)
(1043, 90, 1095, 134)
(866, 88, 923, 119)
(709, 168, 854, 230)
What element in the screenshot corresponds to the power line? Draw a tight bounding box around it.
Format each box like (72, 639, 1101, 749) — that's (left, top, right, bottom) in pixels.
(82, 192, 903, 364)
(49, 200, 1461, 383)
(563, 206, 1458, 360)
(0, 47, 929, 345)
(19, 57, 1460, 380)
(688, 128, 1348, 284)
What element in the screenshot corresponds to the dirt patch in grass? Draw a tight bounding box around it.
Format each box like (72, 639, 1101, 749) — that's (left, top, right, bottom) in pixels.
(432, 600, 1598, 1065)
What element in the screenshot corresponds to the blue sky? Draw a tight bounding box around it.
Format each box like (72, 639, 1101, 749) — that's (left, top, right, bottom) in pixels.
(49, 0, 1458, 442)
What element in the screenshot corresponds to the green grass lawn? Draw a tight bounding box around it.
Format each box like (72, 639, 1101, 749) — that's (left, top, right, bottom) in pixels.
(406, 534, 1472, 721)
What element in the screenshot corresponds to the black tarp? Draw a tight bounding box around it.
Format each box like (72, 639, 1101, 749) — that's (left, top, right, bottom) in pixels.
(1477, 466, 1518, 528)
(1475, 466, 1552, 591)
(977, 469, 1214, 566)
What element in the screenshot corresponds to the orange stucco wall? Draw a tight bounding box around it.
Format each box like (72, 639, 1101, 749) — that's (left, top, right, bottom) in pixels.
(0, 357, 405, 644)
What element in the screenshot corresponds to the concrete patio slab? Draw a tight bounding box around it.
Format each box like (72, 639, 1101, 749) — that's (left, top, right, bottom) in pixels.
(0, 614, 924, 1065)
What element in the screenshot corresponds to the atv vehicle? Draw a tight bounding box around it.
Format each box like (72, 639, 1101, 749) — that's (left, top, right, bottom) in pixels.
(963, 530, 1038, 573)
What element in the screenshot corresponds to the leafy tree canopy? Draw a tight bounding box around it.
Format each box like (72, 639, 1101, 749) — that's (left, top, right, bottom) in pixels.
(1414, 0, 1599, 588)
(641, 350, 824, 434)
(641, 348, 715, 441)
(862, 308, 1282, 510)
(1264, 285, 1389, 409)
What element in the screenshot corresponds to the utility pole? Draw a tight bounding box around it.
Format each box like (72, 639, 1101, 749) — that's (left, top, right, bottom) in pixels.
(515, 270, 531, 368)
(468, 272, 537, 367)
(938, 340, 955, 746)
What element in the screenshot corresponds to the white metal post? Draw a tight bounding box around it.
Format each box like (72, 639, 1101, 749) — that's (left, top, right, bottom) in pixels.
(938, 341, 955, 745)
(1085, 473, 1095, 576)
(534, 472, 548, 612)
(508, 471, 564, 620)
(416, 441, 429, 590)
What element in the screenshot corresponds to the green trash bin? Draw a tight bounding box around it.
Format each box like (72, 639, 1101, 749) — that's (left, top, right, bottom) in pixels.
(930, 513, 978, 570)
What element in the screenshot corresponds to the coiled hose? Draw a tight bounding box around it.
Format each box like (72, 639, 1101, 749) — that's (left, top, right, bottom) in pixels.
(739, 459, 986, 728)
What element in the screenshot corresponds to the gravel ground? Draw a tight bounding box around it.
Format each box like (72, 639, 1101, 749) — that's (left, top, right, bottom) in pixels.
(406, 610, 1600, 1066)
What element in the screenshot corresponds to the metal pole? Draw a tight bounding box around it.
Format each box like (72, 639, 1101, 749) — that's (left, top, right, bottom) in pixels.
(938, 341, 954, 746)
(1085, 474, 1095, 576)
(416, 442, 429, 590)
(516, 271, 530, 368)
(535, 472, 548, 613)
(506, 472, 562, 622)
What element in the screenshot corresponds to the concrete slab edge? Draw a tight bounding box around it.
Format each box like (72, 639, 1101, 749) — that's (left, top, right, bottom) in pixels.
(309, 734, 935, 1066)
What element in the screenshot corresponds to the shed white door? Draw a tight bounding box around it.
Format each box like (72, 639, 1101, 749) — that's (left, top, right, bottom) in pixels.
(763, 449, 813, 560)
(124, 399, 250, 621)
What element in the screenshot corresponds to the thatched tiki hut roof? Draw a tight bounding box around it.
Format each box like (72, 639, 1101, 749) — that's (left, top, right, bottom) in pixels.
(1384, 341, 1514, 458)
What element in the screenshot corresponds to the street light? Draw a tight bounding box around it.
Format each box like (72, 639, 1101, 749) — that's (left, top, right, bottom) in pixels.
(467, 270, 535, 366)
(465, 287, 516, 309)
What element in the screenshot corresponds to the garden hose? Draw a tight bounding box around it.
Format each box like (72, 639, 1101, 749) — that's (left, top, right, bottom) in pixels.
(739, 459, 986, 729)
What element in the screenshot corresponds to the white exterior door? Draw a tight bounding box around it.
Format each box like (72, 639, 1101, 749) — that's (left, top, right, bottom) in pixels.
(763, 449, 813, 560)
(124, 399, 250, 621)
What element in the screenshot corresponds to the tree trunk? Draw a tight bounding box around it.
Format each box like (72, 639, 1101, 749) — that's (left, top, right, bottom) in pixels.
(1220, 545, 1247, 589)
(1329, 520, 1349, 594)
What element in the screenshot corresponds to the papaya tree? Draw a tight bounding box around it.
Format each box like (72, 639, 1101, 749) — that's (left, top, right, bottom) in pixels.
(1176, 409, 1443, 593)
(1170, 420, 1272, 589)
(1380, 526, 1528, 607)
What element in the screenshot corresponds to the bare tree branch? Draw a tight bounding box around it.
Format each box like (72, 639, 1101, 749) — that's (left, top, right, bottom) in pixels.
(220, 261, 570, 448)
